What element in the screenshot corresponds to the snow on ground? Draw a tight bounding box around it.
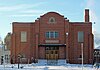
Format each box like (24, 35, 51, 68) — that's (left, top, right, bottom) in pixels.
(0, 60, 99, 70)
(0, 64, 99, 70)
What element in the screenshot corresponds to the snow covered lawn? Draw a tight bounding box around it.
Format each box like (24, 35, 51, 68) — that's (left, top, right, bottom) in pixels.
(0, 64, 99, 70)
(0, 60, 99, 70)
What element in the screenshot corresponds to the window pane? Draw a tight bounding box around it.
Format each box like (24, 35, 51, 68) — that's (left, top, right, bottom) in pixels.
(21, 31, 27, 42)
(78, 31, 84, 42)
(50, 32, 54, 38)
(55, 32, 58, 38)
(46, 32, 49, 38)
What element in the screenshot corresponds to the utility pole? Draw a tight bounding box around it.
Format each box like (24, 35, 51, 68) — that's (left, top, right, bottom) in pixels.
(81, 43, 83, 70)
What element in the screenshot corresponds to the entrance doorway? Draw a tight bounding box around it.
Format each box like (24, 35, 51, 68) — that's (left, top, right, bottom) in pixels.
(45, 47, 59, 60)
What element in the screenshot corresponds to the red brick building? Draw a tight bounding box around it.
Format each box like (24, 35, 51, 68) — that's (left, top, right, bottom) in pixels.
(11, 9, 94, 64)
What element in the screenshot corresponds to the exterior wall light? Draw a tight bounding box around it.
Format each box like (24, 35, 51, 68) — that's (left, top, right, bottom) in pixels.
(66, 32, 68, 36)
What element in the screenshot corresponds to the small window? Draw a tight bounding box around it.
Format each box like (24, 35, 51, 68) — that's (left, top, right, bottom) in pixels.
(45, 32, 50, 38)
(50, 32, 54, 38)
(21, 31, 27, 42)
(49, 17, 56, 23)
(55, 32, 59, 38)
(78, 31, 84, 42)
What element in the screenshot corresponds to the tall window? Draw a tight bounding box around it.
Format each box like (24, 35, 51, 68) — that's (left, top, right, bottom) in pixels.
(51, 32, 54, 38)
(46, 32, 50, 38)
(45, 31, 59, 38)
(54, 32, 59, 38)
(78, 31, 84, 42)
(21, 31, 27, 42)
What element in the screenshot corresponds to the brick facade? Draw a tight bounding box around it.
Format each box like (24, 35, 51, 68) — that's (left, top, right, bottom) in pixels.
(11, 9, 94, 64)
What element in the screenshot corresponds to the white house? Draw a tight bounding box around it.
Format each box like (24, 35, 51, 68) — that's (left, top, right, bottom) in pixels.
(0, 45, 10, 64)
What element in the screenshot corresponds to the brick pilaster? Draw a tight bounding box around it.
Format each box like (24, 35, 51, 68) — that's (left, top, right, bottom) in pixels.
(66, 33, 69, 63)
(36, 34, 39, 60)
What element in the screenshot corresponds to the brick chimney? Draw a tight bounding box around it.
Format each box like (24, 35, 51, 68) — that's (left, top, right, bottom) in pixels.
(85, 9, 89, 22)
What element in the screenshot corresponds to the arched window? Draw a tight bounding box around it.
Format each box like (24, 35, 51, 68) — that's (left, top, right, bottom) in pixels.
(49, 17, 56, 23)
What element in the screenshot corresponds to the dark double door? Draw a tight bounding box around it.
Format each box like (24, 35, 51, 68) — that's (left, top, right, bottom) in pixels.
(45, 47, 59, 60)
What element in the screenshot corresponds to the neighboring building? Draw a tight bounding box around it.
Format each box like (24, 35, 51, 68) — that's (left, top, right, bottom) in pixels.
(3, 32, 11, 64)
(0, 32, 12, 64)
(11, 9, 94, 64)
(94, 46, 100, 64)
(4, 32, 11, 50)
(0, 46, 2, 64)
(0, 34, 11, 64)
(0, 45, 10, 64)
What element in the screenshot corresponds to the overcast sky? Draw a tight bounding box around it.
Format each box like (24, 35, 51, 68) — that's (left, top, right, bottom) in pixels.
(0, 0, 100, 47)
